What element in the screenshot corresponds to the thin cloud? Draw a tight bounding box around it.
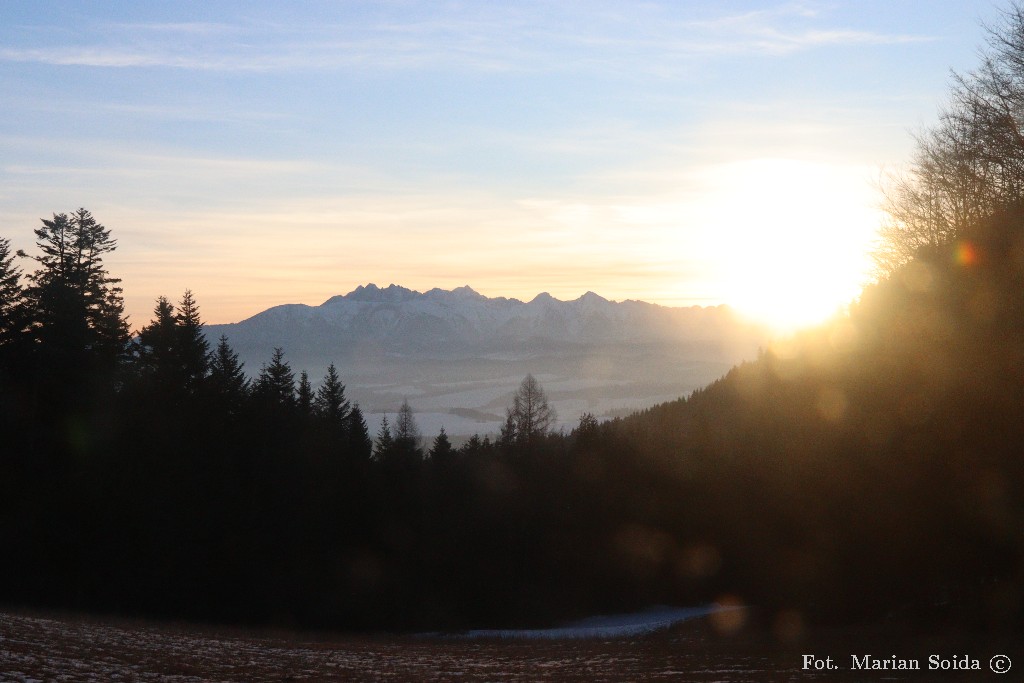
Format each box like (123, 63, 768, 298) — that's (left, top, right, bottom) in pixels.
(0, 3, 936, 74)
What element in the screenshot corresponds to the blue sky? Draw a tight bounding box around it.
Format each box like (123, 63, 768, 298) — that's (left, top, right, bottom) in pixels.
(0, 1, 1003, 329)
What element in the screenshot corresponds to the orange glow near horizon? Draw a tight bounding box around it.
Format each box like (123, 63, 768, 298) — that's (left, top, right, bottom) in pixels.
(107, 158, 881, 334)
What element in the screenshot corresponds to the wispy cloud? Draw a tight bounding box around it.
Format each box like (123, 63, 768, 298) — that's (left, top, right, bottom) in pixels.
(0, 2, 935, 75)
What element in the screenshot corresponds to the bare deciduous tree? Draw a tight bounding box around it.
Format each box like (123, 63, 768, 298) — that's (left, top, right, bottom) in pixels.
(878, 3, 1024, 273)
(502, 374, 556, 447)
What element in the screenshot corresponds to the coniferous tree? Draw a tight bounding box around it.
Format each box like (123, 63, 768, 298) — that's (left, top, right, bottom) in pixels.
(253, 347, 296, 409)
(208, 335, 249, 415)
(0, 237, 25, 443)
(460, 433, 485, 457)
(573, 412, 600, 447)
(19, 209, 129, 374)
(79, 210, 130, 366)
(374, 413, 394, 460)
(428, 426, 454, 461)
(174, 289, 209, 391)
(135, 296, 180, 386)
(346, 403, 373, 460)
(314, 362, 350, 427)
(498, 412, 517, 448)
(296, 370, 314, 417)
(0, 237, 24, 351)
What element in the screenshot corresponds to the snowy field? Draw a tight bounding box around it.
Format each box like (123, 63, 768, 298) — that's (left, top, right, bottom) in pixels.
(0, 607, 849, 682)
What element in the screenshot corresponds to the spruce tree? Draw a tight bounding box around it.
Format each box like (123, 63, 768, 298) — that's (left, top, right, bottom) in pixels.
(0, 237, 23, 348)
(174, 289, 209, 390)
(346, 403, 373, 460)
(314, 362, 350, 427)
(374, 413, 394, 460)
(429, 426, 454, 461)
(208, 335, 249, 414)
(460, 433, 484, 457)
(253, 347, 295, 408)
(135, 296, 179, 386)
(297, 370, 314, 417)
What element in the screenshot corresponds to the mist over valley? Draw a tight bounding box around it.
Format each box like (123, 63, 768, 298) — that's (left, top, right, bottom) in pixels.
(205, 283, 769, 437)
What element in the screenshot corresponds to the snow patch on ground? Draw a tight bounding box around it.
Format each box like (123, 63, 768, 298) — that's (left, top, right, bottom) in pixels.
(447, 605, 729, 640)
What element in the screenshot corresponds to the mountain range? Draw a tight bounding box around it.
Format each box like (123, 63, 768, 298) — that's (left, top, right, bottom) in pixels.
(204, 284, 769, 438)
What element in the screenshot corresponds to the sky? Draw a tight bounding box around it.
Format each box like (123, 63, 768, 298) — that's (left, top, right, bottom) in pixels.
(0, 0, 1005, 331)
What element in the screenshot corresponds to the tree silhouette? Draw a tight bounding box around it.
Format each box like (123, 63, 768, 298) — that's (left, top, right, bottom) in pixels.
(253, 347, 295, 409)
(503, 374, 556, 447)
(207, 334, 249, 414)
(877, 4, 1024, 273)
(174, 290, 209, 391)
(19, 209, 128, 374)
(393, 398, 422, 460)
(0, 237, 23, 349)
(297, 370, 314, 417)
(134, 290, 212, 398)
(428, 426, 454, 461)
(346, 403, 373, 460)
(314, 362, 350, 427)
(374, 413, 394, 460)
(135, 296, 178, 381)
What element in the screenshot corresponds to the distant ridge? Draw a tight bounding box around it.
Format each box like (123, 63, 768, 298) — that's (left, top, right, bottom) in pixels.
(203, 284, 768, 436)
(205, 283, 762, 367)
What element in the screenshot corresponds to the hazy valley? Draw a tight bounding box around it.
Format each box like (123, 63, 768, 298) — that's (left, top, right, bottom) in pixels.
(205, 284, 769, 437)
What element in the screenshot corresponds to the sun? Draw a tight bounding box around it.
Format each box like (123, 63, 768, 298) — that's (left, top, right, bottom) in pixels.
(697, 159, 881, 333)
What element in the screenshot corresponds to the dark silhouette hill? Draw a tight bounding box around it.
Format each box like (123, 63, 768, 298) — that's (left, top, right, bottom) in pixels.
(589, 208, 1024, 627)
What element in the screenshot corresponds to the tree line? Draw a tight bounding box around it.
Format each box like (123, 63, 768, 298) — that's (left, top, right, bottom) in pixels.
(0, 217, 620, 629)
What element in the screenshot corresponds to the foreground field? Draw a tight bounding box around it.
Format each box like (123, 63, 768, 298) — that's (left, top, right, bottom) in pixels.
(0, 609, 1016, 681)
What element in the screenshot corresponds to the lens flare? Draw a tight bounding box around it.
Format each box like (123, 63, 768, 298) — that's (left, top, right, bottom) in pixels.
(955, 241, 979, 267)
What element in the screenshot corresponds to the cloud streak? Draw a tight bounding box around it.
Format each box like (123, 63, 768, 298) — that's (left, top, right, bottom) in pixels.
(0, 3, 934, 75)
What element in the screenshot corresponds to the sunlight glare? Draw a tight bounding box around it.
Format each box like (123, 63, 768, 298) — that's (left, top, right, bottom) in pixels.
(696, 159, 880, 333)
